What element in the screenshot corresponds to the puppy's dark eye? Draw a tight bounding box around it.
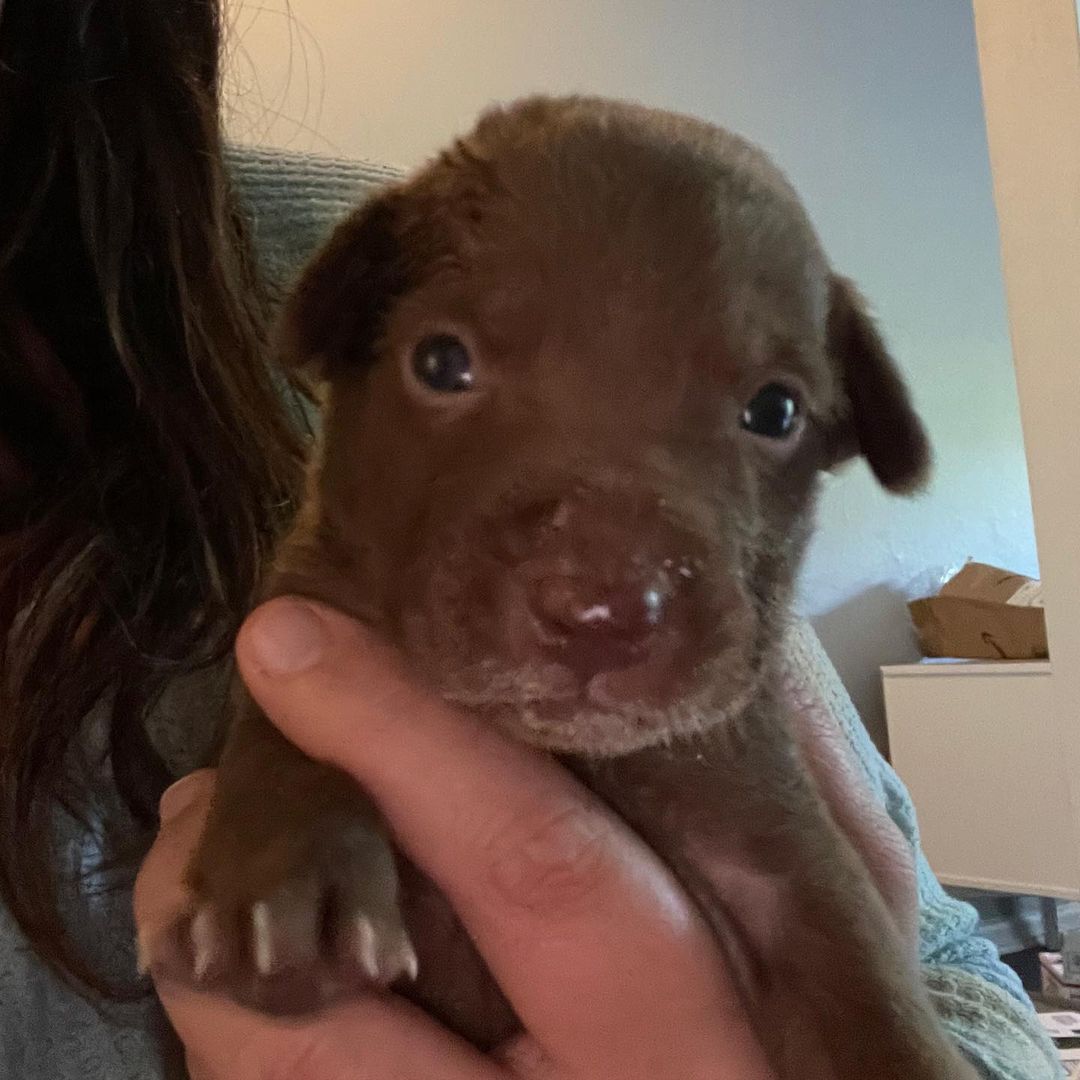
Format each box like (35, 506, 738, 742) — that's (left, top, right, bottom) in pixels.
(412, 335, 474, 393)
(741, 384, 800, 439)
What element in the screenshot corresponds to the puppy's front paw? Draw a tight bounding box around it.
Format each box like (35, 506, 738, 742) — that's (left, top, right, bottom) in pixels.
(147, 804, 416, 1015)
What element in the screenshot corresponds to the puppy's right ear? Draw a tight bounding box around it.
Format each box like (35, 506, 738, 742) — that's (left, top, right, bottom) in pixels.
(824, 275, 931, 494)
(278, 188, 407, 382)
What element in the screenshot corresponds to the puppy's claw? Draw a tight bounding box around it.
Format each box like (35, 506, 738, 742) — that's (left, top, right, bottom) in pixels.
(135, 930, 151, 977)
(251, 901, 275, 977)
(401, 937, 420, 982)
(352, 915, 419, 986)
(191, 907, 216, 981)
(356, 915, 380, 981)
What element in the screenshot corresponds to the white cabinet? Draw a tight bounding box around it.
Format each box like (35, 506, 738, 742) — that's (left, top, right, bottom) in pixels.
(883, 660, 1079, 900)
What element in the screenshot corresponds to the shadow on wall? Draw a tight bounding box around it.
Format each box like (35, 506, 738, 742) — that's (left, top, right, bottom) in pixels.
(810, 584, 922, 757)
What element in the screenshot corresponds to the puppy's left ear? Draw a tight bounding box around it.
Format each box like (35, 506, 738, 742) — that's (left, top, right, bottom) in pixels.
(277, 187, 408, 383)
(824, 275, 931, 493)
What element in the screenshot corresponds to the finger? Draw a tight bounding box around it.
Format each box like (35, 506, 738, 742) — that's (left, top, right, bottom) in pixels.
(133, 769, 217, 968)
(493, 1035, 561, 1080)
(155, 979, 504, 1080)
(236, 598, 772, 1080)
(783, 675, 919, 954)
(183, 1052, 215, 1080)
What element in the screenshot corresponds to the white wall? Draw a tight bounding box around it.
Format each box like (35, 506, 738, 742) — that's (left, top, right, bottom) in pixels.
(224, 0, 1038, 750)
(972, 0, 1080, 892)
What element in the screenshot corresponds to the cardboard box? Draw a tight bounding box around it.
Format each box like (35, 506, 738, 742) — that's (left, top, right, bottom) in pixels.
(1064, 930, 1080, 985)
(1042, 953, 1080, 1008)
(908, 561, 1048, 661)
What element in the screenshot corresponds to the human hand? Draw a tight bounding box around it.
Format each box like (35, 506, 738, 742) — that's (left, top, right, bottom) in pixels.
(135, 597, 776, 1080)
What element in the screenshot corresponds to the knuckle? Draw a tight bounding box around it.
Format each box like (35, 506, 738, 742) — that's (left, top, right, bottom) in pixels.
(259, 1034, 342, 1080)
(482, 797, 615, 916)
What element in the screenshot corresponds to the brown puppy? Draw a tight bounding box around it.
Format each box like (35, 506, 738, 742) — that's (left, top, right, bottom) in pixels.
(172, 96, 966, 1076)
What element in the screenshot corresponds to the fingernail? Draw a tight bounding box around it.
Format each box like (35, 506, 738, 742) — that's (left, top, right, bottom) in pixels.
(246, 599, 328, 675)
(159, 773, 204, 824)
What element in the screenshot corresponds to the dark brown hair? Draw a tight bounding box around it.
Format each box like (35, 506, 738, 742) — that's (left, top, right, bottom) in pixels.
(0, 0, 304, 996)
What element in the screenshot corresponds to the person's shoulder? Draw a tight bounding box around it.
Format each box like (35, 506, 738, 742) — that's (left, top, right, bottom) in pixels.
(224, 144, 405, 289)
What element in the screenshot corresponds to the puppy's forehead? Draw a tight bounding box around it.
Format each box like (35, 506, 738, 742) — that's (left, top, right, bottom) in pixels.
(405, 98, 831, 355)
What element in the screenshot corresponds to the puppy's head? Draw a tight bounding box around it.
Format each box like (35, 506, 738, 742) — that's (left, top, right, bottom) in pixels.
(280, 96, 929, 756)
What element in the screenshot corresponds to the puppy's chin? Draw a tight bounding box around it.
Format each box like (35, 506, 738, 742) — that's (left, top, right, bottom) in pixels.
(423, 649, 760, 757)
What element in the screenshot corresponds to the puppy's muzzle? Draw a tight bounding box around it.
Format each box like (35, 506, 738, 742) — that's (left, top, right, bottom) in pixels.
(479, 485, 714, 704)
